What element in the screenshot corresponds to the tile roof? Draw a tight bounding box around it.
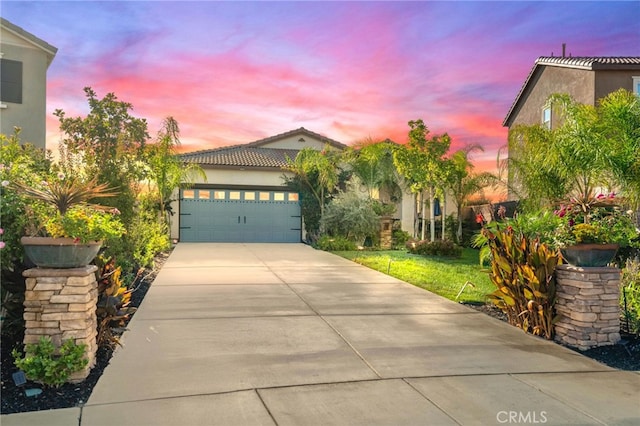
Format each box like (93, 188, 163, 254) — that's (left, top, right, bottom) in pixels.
(535, 56, 640, 69)
(245, 127, 347, 150)
(180, 127, 346, 168)
(503, 56, 640, 127)
(181, 146, 300, 168)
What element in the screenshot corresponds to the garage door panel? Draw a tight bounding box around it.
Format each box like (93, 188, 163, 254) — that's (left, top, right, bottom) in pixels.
(180, 189, 301, 243)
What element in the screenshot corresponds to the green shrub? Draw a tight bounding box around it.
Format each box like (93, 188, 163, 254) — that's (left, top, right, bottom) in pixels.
(509, 210, 561, 246)
(321, 191, 380, 243)
(621, 258, 640, 335)
(316, 235, 357, 251)
(104, 201, 170, 268)
(0, 131, 53, 272)
(406, 239, 462, 257)
(12, 337, 88, 387)
(392, 229, 411, 249)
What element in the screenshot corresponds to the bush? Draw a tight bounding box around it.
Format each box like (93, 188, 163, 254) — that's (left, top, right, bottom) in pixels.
(12, 337, 88, 387)
(0, 132, 53, 272)
(406, 239, 462, 257)
(509, 210, 561, 246)
(316, 235, 357, 251)
(321, 191, 380, 243)
(621, 258, 640, 335)
(104, 197, 170, 269)
(392, 229, 411, 249)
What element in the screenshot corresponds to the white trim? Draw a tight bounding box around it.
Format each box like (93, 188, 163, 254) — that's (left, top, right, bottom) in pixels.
(542, 106, 552, 129)
(0, 104, 7, 109)
(633, 76, 640, 96)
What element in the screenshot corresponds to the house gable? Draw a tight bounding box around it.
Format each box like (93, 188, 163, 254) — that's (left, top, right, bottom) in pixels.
(1, 18, 57, 66)
(246, 127, 347, 151)
(503, 56, 640, 128)
(0, 18, 58, 149)
(180, 127, 346, 170)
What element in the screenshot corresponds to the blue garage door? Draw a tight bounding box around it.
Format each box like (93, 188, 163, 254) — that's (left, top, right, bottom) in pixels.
(179, 189, 302, 243)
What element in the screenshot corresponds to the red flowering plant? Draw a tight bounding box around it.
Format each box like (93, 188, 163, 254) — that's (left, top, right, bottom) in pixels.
(552, 193, 639, 249)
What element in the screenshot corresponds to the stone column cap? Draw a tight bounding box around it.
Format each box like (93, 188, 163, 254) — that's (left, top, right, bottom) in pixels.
(556, 264, 620, 273)
(23, 265, 98, 278)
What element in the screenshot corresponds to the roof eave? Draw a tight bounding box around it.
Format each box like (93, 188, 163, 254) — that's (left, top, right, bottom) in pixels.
(0, 18, 58, 66)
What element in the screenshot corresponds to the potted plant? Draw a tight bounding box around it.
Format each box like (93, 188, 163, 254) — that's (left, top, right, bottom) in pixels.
(553, 194, 639, 267)
(12, 174, 125, 268)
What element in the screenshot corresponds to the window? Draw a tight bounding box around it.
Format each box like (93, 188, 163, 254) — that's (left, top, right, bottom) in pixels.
(244, 191, 256, 201)
(274, 192, 285, 201)
(259, 192, 270, 201)
(214, 191, 226, 200)
(542, 106, 552, 129)
(229, 191, 241, 200)
(0, 59, 22, 104)
(288, 193, 299, 202)
(182, 190, 195, 199)
(633, 76, 640, 96)
(198, 190, 210, 200)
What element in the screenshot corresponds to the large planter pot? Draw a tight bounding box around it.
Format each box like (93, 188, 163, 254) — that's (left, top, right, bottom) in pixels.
(560, 243, 619, 267)
(21, 237, 102, 268)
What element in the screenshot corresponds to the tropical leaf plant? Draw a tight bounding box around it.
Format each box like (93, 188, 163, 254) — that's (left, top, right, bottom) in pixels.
(478, 221, 562, 339)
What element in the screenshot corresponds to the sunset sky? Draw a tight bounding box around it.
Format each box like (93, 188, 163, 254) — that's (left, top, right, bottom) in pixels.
(3, 1, 639, 174)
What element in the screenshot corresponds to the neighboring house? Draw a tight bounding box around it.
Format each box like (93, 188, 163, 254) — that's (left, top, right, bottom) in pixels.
(503, 56, 640, 130)
(0, 18, 57, 149)
(503, 56, 640, 199)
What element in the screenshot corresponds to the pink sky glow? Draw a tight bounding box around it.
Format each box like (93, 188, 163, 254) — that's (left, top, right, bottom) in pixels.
(3, 1, 639, 190)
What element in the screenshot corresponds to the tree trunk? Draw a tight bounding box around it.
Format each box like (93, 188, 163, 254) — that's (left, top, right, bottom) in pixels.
(441, 191, 447, 240)
(457, 205, 463, 244)
(429, 187, 436, 242)
(420, 191, 427, 240)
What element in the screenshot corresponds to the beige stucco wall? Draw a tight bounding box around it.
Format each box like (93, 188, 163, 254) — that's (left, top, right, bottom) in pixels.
(256, 135, 331, 150)
(509, 66, 639, 129)
(595, 70, 639, 100)
(0, 28, 51, 149)
(509, 66, 595, 128)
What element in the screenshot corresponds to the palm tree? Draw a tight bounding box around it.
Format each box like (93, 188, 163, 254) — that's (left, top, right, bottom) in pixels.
(447, 145, 496, 242)
(146, 117, 206, 227)
(283, 146, 340, 234)
(344, 138, 401, 206)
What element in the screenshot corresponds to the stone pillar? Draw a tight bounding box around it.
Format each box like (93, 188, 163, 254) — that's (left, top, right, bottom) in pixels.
(380, 216, 393, 249)
(22, 265, 98, 382)
(555, 265, 621, 350)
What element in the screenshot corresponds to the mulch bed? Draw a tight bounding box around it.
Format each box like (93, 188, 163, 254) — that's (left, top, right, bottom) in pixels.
(465, 302, 640, 371)
(2, 257, 639, 414)
(1, 251, 170, 415)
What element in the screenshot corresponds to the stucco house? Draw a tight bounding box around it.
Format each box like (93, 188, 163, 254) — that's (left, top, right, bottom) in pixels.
(503, 55, 640, 199)
(0, 18, 57, 149)
(503, 56, 640, 130)
(173, 127, 427, 243)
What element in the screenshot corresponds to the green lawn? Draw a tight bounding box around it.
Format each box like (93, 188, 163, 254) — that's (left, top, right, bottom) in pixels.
(334, 248, 494, 304)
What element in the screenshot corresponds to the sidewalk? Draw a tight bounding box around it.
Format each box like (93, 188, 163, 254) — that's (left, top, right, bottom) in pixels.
(3, 243, 639, 425)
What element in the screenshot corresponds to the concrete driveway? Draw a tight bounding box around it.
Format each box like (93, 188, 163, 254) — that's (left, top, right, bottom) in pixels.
(4, 243, 639, 425)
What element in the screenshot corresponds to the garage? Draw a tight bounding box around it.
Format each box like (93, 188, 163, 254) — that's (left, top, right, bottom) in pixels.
(173, 128, 348, 243)
(179, 188, 301, 243)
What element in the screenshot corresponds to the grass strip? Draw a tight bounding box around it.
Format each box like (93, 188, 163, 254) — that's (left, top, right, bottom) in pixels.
(334, 248, 492, 304)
